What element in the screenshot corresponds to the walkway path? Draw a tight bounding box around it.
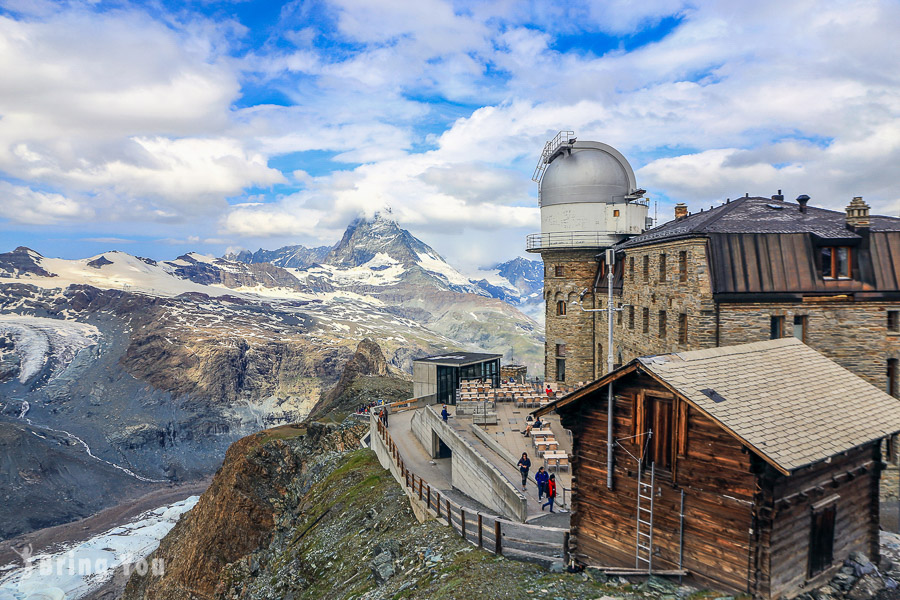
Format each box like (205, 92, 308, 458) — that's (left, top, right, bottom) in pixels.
(387, 409, 495, 515)
(387, 404, 572, 527)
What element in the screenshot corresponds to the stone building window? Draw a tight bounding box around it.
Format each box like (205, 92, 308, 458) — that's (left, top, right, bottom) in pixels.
(678, 313, 687, 345)
(617, 304, 623, 325)
(555, 343, 567, 357)
(658, 310, 667, 338)
(659, 253, 667, 282)
(554, 265, 565, 277)
(770, 315, 785, 339)
(629, 256, 634, 280)
(642, 255, 649, 282)
(793, 315, 808, 343)
(629, 305, 635, 329)
(642, 307, 649, 334)
(889, 359, 898, 397)
(556, 358, 566, 382)
(556, 300, 566, 316)
(678, 251, 688, 282)
(821, 246, 851, 279)
(888, 311, 899, 332)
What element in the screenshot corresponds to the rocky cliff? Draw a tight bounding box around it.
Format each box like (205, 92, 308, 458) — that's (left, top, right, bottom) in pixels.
(311, 338, 412, 419)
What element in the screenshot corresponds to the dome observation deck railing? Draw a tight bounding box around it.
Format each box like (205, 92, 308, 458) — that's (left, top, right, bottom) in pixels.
(525, 231, 618, 251)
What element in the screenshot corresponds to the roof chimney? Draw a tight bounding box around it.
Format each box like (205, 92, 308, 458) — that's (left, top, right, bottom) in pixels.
(796, 194, 810, 214)
(846, 196, 870, 228)
(771, 189, 784, 201)
(674, 203, 688, 220)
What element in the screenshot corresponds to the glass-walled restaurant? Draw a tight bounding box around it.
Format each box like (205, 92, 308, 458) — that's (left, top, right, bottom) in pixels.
(413, 353, 502, 405)
(436, 359, 500, 405)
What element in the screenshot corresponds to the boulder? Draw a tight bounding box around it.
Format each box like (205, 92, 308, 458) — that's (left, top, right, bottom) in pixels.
(848, 573, 886, 600)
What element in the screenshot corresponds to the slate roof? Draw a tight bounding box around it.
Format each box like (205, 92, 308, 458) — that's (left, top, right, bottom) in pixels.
(617, 196, 900, 250)
(638, 338, 900, 473)
(536, 338, 900, 474)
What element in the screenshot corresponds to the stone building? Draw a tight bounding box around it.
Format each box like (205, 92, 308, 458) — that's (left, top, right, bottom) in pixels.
(594, 194, 900, 400)
(527, 134, 900, 404)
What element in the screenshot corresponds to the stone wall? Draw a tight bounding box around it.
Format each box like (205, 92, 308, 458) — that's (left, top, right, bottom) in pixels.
(540, 250, 601, 384)
(597, 238, 717, 374)
(718, 300, 900, 392)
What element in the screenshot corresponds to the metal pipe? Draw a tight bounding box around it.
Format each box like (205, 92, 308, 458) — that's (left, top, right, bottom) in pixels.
(679, 488, 685, 583)
(607, 249, 615, 490)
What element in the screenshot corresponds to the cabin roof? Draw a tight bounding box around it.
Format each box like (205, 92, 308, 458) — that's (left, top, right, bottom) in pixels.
(536, 338, 900, 474)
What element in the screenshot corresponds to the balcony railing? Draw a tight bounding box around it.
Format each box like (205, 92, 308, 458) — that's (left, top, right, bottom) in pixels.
(526, 231, 619, 251)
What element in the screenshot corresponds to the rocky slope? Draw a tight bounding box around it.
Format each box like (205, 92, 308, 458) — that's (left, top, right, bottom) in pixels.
(121, 421, 706, 600)
(0, 421, 151, 539)
(311, 338, 412, 419)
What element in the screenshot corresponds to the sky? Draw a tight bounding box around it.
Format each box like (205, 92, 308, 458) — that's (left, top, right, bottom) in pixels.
(0, 0, 898, 270)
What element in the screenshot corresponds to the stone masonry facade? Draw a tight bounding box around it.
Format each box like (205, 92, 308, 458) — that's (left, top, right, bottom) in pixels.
(541, 249, 602, 385)
(596, 238, 718, 372)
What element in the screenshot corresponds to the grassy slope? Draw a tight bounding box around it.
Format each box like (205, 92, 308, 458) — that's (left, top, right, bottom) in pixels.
(220, 449, 735, 600)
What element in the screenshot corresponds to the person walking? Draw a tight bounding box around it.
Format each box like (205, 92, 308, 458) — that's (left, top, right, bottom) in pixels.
(542, 474, 557, 512)
(534, 466, 549, 500)
(517, 452, 531, 490)
(441, 404, 449, 422)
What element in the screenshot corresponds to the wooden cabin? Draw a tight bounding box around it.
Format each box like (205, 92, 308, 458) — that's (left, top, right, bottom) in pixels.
(533, 337, 900, 598)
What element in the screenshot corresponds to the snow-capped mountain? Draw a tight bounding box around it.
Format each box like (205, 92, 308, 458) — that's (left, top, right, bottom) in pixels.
(0, 216, 544, 545)
(229, 212, 487, 296)
(226, 244, 331, 269)
(229, 212, 544, 303)
(468, 257, 544, 304)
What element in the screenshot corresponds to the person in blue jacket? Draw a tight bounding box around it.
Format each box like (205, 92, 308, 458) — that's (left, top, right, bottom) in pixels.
(534, 466, 549, 500)
(441, 405, 449, 422)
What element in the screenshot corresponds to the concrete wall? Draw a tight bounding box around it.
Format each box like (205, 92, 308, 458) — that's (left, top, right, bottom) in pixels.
(411, 407, 528, 522)
(413, 362, 437, 400)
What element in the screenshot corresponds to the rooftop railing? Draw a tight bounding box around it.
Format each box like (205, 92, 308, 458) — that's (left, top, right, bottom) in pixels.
(526, 231, 619, 251)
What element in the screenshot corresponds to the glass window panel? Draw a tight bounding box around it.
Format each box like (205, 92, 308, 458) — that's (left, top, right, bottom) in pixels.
(821, 247, 833, 277)
(836, 247, 850, 277)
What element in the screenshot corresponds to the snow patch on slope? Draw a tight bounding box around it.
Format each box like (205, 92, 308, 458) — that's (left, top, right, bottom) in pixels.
(0, 316, 100, 384)
(0, 496, 198, 600)
(415, 251, 477, 288)
(15, 252, 254, 299)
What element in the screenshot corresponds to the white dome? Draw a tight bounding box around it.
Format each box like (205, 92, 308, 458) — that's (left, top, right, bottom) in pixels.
(540, 142, 636, 206)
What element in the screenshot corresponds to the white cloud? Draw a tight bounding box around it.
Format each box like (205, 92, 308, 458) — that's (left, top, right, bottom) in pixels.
(0, 182, 93, 225)
(1, 0, 899, 267)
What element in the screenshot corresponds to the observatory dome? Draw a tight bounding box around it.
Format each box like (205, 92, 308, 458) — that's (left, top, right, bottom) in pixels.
(540, 144, 635, 206)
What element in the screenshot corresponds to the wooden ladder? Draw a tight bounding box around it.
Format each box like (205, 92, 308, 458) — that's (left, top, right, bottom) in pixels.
(635, 461, 655, 572)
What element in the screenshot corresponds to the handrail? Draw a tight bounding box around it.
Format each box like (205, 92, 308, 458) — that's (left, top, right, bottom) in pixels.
(526, 231, 617, 251)
(373, 417, 568, 564)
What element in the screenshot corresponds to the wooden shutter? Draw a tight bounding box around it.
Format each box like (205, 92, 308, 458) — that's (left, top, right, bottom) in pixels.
(676, 400, 688, 457)
(808, 499, 837, 577)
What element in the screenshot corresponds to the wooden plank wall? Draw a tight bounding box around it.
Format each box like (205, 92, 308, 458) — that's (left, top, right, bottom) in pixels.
(560, 374, 757, 593)
(764, 444, 881, 599)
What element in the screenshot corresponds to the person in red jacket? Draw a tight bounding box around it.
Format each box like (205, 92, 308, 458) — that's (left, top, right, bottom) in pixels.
(541, 474, 557, 512)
